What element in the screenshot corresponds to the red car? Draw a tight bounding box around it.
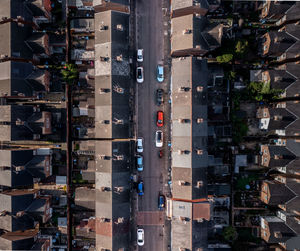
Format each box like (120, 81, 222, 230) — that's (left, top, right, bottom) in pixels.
(157, 111, 163, 127)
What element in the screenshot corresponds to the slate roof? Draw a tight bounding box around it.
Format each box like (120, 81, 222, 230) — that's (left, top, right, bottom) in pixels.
(94, 10, 130, 77)
(75, 187, 95, 210)
(82, 160, 95, 182)
(0, 0, 34, 59)
(171, 0, 209, 11)
(171, 57, 209, 201)
(261, 31, 297, 57)
(268, 108, 297, 131)
(70, 19, 94, 31)
(0, 61, 47, 98)
(260, 0, 294, 20)
(0, 105, 52, 141)
(0, 214, 34, 232)
(94, 11, 130, 140)
(171, 14, 223, 56)
(265, 217, 296, 243)
(0, 191, 35, 214)
(172, 217, 208, 250)
(285, 197, 300, 235)
(0, 149, 51, 187)
(94, 75, 130, 139)
(0, 229, 37, 251)
(277, 2, 300, 24)
(207, 184, 231, 196)
(268, 145, 296, 167)
(263, 180, 296, 205)
(93, 0, 129, 6)
(95, 140, 130, 250)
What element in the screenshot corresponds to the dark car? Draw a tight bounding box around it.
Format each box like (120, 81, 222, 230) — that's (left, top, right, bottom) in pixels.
(158, 194, 165, 209)
(156, 89, 164, 106)
(137, 181, 144, 196)
(158, 150, 163, 158)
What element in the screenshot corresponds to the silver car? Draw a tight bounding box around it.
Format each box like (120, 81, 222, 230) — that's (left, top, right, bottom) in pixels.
(155, 130, 163, 147)
(136, 137, 143, 153)
(137, 228, 144, 246)
(136, 67, 144, 83)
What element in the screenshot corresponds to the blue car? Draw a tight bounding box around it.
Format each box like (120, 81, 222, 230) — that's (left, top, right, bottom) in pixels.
(137, 155, 143, 172)
(158, 195, 165, 210)
(157, 65, 164, 83)
(138, 181, 144, 196)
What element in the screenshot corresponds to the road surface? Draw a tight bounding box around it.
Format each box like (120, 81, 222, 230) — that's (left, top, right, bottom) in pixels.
(135, 0, 171, 250)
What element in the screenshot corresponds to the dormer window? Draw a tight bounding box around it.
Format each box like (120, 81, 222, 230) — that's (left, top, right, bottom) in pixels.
(197, 86, 203, 92)
(197, 118, 204, 123)
(99, 25, 108, 30)
(100, 56, 109, 62)
(116, 55, 123, 61)
(116, 24, 124, 31)
(183, 29, 192, 34)
(197, 149, 203, 155)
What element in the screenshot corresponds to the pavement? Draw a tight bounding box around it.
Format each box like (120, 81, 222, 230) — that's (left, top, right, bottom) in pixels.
(132, 0, 172, 250)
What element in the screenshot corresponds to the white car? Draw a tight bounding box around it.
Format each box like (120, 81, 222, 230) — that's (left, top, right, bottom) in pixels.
(157, 64, 164, 83)
(137, 49, 143, 62)
(137, 137, 143, 153)
(137, 228, 144, 246)
(155, 130, 163, 147)
(136, 67, 144, 83)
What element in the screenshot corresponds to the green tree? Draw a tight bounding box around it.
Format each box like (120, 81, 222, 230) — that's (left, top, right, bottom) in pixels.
(222, 226, 238, 242)
(235, 40, 249, 56)
(217, 54, 233, 63)
(247, 81, 283, 101)
(61, 63, 78, 84)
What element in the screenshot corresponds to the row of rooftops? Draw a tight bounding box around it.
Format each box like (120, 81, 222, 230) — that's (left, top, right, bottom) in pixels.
(169, 1, 233, 250)
(0, 188, 52, 250)
(74, 140, 131, 250)
(70, 2, 134, 249)
(235, 2, 300, 250)
(0, 1, 68, 250)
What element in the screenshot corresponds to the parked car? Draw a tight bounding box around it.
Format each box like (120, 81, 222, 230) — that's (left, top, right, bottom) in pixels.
(137, 49, 144, 62)
(136, 137, 143, 153)
(157, 111, 163, 127)
(137, 181, 144, 195)
(158, 150, 163, 158)
(155, 130, 163, 147)
(156, 89, 164, 106)
(136, 67, 144, 83)
(158, 194, 165, 210)
(157, 64, 164, 83)
(137, 228, 144, 246)
(136, 155, 143, 172)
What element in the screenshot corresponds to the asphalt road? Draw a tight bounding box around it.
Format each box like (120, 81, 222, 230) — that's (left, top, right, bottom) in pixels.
(135, 0, 170, 250)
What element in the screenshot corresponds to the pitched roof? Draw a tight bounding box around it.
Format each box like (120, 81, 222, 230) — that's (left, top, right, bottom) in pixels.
(94, 140, 131, 250)
(171, 15, 223, 56)
(264, 216, 296, 243)
(0, 214, 34, 232)
(0, 105, 52, 141)
(261, 0, 294, 20)
(262, 180, 296, 205)
(94, 10, 130, 77)
(264, 31, 297, 57)
(0, 61, 47, 97)
(0, 150, 51, 187)
(93, 0, 129, 6)
(171, 57, 209, 200)
(75, 187, 95, 210)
